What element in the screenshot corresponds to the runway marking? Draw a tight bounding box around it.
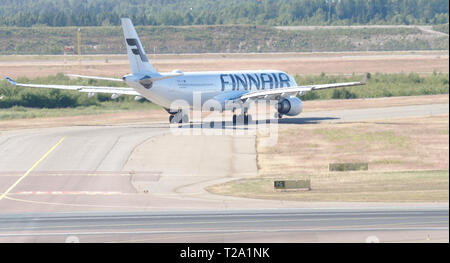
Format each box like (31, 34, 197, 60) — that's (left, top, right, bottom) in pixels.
(4, 196, 160, 209)
(0, 204, 446, 220)
(0, 137, 66, 201)
(0, 217, 446, 232)
(109, 232, 246, 243)
(13, 191, 123, 196)
(0, 173, 135, 177)
(0, 227, 447, 238)
(294, 220, 450, 233)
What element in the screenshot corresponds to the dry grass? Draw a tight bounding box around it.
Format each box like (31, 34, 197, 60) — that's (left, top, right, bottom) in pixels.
(258, 115, 449, 175)
(206, 170, 449, 202)
(208, 114, 449, 202)
(1, 51, 448, 78)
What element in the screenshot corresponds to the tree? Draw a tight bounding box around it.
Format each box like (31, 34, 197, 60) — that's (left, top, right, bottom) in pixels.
(0, 0, 448, 27)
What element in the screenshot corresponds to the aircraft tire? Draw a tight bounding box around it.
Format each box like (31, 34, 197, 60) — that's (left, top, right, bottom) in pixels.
(244, 113, 252, 125)
(182, 114, 189, 123)
(236, 114, 245, 125)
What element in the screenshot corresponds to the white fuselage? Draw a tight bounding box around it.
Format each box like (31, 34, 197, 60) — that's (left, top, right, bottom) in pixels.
(125, 70, 297, 110)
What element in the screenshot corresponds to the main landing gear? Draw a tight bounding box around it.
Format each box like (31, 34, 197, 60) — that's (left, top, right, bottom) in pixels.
(232, 108, 252, 125)
(169, 111, 189, 124)
(274, 112, 283, 119)
(166, 108, 254, 126)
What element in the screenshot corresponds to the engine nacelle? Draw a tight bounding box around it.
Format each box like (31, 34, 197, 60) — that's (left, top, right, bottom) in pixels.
(277, 96, 303, 116)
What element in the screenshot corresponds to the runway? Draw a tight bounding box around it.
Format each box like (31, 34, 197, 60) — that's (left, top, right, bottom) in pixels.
(0, 102, 448, 242)
(0, 207, 447, 242)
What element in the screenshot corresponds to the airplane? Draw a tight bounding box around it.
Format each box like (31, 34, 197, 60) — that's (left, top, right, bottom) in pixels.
(4, 18, 366, 125)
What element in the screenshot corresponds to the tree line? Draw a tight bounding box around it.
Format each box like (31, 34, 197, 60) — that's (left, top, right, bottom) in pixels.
(0, 0, 448, 27)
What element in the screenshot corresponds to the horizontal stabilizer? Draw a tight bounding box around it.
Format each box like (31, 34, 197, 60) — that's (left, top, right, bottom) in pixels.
(138, 72, 184, 84)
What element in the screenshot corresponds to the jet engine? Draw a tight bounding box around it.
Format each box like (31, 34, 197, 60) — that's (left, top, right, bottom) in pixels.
(277, 96, 303, 116)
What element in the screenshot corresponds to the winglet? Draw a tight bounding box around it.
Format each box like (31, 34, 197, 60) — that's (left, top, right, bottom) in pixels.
(360, 73, 368, 84)
(4, 76, 17, 85)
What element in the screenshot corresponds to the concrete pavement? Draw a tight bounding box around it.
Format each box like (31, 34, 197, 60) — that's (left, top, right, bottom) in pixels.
(0, 207, 447, 243)
(0, 102, 448, 242)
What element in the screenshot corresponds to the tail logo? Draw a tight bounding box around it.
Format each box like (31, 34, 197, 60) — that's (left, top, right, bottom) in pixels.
(126, 38, 149, 62)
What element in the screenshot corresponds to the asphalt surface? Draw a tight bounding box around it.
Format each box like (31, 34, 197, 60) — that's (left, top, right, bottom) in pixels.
(0, 103, 448, 242)
(284, 103, 449, 124)
(0, 207, 447, 243)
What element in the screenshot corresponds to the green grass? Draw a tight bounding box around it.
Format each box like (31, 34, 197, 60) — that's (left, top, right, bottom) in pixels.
(0, 73, 162, 119)
(433, 23, 449, 34)
(298, 72, 449, 100)
(0, 102, 161, 120)
(0, 73, 149, 109)
(207, 170, 449, 202)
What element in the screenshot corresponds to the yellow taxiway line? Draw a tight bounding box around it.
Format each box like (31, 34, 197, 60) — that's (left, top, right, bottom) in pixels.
(0, 137, 66, 201)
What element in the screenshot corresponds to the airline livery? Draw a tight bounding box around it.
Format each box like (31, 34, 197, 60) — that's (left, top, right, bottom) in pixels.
(4, 18, 366, 124)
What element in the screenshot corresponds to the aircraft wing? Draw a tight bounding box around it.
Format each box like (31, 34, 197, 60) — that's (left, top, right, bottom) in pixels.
(240, 74, 367, 101)
(4, 77, 140, 96)
(65, 74, 124, 82)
